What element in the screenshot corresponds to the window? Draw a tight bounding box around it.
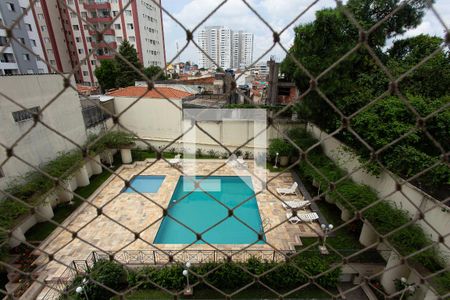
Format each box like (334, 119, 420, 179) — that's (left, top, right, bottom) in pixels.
(114, 24, 121, 30)
(116, 36, 123, 43)
(0, 36, 8, 46)
(113, 11, 118, 17)
(67, 0, 74, 4)
(38, 68, 44, 73)
(38, 13, 44, 20)
(125, 10, 131, 16)
(83, 71, 88, 76)
(129, 36, 135, 42)
(21, 7, 27, 14)
(12, 106, 40, 123)
(41, 25, 47, 32)
(127, 23, 133, 30)
(50, 60, 56, 65)
(70, 12, 77, 18)
(23, 54, 30, 61)
(47, 49, 53, 55)
(44, 37, 50, 44)
(19, 37, 25, 44)
(26, 23, 32, 31)
(30, 39, 37, 47)
(83, 25, 89, 30)
(76, 37, 81, 43)
(78, 48, 84, 54)
(81, 12, 87, 19)
(7, 3, 15, 12)
(73, 25, 79, 30)
(91, 60, 96, 65)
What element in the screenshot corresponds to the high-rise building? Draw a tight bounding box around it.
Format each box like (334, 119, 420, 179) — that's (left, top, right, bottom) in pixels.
(3, 0, 166, 86)
(0, 0, 49, 75)
(197, 26, 253, 70)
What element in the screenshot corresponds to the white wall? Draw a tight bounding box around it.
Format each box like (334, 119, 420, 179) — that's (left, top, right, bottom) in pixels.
(306, 123, 450, 260)
(0, 75, 87, 189)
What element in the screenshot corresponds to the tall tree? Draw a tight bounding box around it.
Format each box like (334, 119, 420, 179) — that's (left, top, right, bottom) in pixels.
(115, 40, 143, 87)
(94, 59, 118, 92)
(143, 66, 167, 81)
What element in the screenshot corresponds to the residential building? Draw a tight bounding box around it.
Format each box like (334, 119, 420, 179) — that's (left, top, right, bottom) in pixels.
(0, 0, 48, 75)
(232, 31, 253, 69)
(31, 0, 166, 86)
(0, 74, 87, 189)
(197, 26, 253, 69)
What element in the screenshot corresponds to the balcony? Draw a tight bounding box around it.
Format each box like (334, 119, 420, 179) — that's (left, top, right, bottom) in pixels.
(91, 41, 117, 49)
(95, 54, 114, 60)
(88, 28, 115, 36)
(83, 2, 110, 10)
(87, 16, 113, 24)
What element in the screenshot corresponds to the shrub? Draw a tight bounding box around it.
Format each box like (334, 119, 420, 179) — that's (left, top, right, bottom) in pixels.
(83, 260, 128, 300)
(97, 131, 135, 149)
(268, 138, 294, 158)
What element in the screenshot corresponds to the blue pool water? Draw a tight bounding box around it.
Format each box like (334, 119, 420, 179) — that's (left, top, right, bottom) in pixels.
(154, 176, 265, 244)
(123, 175, 165, 193)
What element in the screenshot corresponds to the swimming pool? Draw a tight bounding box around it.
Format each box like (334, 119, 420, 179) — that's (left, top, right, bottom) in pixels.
(154, 176, 265, 244)
(123, 175, 165, 193)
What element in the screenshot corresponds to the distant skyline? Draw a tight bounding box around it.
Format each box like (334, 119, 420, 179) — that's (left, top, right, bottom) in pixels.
(161, 0, 449, 66)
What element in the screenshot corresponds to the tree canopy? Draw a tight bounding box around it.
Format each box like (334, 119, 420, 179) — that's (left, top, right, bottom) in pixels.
(143, 65, 167, 81)
(115, 40, 143, 87)
(281, 0, 449, 197)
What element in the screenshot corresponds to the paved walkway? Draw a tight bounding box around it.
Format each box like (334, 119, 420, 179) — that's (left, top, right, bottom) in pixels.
(33, 159, 321, 286)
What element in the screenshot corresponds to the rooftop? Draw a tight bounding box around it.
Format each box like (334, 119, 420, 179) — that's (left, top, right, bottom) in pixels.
(107, 86, 193, 99)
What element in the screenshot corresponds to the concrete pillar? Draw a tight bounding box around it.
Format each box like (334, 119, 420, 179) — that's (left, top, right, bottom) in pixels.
(9, 227, 25, 248)
(35, 201, 54, 222)
(359, 222, 378, 247)
(380, 252, 410, 294)
(120, 148, 132, 164)
(76, 165, 90, 187)
(57, 180, 73, 203)
(91, 154, 103, 175)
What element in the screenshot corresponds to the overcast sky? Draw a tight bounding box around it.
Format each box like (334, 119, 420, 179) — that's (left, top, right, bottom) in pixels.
(161, 0, 449, 65)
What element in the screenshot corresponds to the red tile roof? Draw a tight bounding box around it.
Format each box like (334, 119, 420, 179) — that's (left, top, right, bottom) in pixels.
(76, 84, 99, 95)
(107, 86, 193, 99)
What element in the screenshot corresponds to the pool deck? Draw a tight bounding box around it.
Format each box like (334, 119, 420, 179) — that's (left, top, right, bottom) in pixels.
(33, 159, 321, 283)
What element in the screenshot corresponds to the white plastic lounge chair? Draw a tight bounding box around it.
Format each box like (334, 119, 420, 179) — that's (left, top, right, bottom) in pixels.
(169, 154, 182, 167)
(276, 182, 298, 196)
(286, 212, 319, 224)
(237, 155, 248, 168)
(281, 200, 311, 210)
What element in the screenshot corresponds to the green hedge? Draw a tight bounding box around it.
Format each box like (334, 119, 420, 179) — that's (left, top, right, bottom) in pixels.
(293, 128, 450, 294)
(126, 256, 340, 292)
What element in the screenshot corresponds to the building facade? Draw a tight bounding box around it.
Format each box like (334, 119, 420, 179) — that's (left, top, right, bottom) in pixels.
(0, 0, 48, 75)
(0, 74, 87, 189)
(5, 0, 166, 86)
(197, 26, 253, 70)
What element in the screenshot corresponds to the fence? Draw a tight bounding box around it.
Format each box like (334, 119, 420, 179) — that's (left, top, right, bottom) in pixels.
(0, 0, 449, 299)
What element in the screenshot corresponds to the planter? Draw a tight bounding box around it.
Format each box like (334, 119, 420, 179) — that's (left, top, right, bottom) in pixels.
(8, 227, 26, 248)
(91, 154, 103, 175)
(324, 193, 335, 204)
(120, 148, 133, 164)
(57, 179, 73, 203)
(380, 252, 410, 293)
(359, 222, 378, 247)
(75, 165, 90, 187)
(312, 178, 320, 188)
(279, 156, 289, 167)
(35, 201, 54, 223)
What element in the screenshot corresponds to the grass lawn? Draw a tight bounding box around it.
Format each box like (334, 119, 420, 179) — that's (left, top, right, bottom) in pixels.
(24, 155, 121, 242)
(298, 200, 384, 263)
(119, 286, 332, 299)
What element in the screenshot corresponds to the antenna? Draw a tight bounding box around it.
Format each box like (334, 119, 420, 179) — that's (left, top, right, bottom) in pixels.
(176, 42, 181, 62)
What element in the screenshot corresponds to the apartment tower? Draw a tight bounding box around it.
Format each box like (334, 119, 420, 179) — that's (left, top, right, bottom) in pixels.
(197, 26, 253, 70)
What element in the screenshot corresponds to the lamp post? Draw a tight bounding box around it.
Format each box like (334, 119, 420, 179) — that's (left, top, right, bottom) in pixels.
(183, 261, 193, 296)
(318, 223, 333, 255)
(399, 277, 416, 300)
(274, 152, 279, 169)
(75, 278, 89, 299)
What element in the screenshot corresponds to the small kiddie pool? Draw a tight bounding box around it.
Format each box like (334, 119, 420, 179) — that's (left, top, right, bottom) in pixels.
(122, 175, 165, 193)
